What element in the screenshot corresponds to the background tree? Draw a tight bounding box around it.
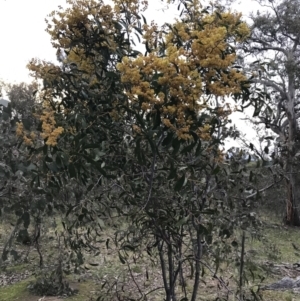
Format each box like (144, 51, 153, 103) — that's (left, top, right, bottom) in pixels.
(3, 82, 38, 118)
(0, 81, 47, 268)
(240, 0, 300, 225)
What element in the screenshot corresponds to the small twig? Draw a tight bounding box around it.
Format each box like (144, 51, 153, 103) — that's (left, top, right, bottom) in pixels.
(89, 175, 103, 193)
(245, 176, 284, 199)
(144, 286, 164, 297)
(239, 231, 245, 301)
(126, 259, 144, 298)
(199, 260, 234, 295)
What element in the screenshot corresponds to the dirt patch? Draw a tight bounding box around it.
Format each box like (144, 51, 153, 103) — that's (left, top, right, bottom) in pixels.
(0, 270, 32, 286)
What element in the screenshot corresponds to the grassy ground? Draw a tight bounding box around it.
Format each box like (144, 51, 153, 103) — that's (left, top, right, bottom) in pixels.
(1, 206, 300, 301)
(1, 278, 98, 301)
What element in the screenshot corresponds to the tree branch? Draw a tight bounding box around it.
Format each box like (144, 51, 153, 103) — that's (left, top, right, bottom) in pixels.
(251, 44, 288, 56)
(250, 78, 287, 99)
(245, 175, 284, 199)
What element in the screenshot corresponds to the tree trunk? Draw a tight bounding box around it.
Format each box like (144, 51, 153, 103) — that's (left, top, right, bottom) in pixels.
(285, 169, 300, 226)
(285, 107, 300, 226)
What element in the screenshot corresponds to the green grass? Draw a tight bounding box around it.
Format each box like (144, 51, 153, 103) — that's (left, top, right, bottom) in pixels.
(0, 278, 32, 301)
(5, 263, 31, 273)
(246, 220, 300, 264)
(262, 290, 300, 301)
(0, 278, 99, 301)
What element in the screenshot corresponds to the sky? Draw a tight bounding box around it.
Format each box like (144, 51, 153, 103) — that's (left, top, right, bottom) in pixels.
(0, 0, 260, 149)
(0, 0, 65, 84)
(0, 0, 256, 84)
(0, 0, 179, 85)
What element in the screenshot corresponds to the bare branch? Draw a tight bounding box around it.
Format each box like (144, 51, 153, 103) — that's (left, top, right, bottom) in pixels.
(245, 176, 284, 199)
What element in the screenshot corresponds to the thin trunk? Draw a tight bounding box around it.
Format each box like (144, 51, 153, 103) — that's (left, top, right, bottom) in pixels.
(284, 77, 300, 226)
(285, 110, 300, 226)
(239, 231, 245, 301)
(158, 239, 170, 301)
(34, 221, 43, 268)
(191, 229, 201, 301)
(167, 241, 176, 301)
(285, 171, 300, 226)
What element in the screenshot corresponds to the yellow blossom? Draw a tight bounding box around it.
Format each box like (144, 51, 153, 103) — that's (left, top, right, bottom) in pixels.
(132, 124, 142, 134)
(40, 107, 64, 146)
(16, 122, 24, 137)
(23, 136, 33, 147)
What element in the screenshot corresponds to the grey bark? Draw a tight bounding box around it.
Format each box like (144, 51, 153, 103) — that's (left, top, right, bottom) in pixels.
(245, 0, 300, 225)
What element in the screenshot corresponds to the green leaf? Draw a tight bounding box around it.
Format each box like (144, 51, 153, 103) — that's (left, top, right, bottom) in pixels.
(212, 166, 220, 175)
(168, 165, 177, 180)
(122, 244, 136, 251)
(175, 174, 185, 191)
(153, 110, 161, 128)
(264, 146, 269, 154)
(16, 229, 30, 244)
(22, 118, 32, 130)
(201, 209, 217, 215)
(216, 11, 222, 19)
(195, 140, 202, 156)
(22, 212, 30, 228)
(2, 112, 10, 121)
(172, 138, 180, 155)
(2, 250, 8, 261)
(141, 14, 147, 24)
(219, 228, 231, 238)
(10, 250, 20, 261)
(36, 199, 46, 211)
(98, 218, 105, 228)
(69, 164, 76, 178)
(46, 162, 58, 172)
(198, 224, 209, 235)
(181, 141, 196, 154)
(162, 132, 173, 147)
(175, 215, 189, 227)
(231, 241, 238, 247)
(118, 252, 126, 264)
(249, 170, 254, 182)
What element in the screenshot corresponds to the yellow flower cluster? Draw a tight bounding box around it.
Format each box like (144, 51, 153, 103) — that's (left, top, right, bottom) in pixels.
(117, 52, 204, 107)
(197, 124, 211, 141)
(16, 122, 36, 147)
(117, 9, 250, 140)
(40, 108, 64, 146)
(46, 0, 118, 52)
(113, 0, 148, 14)
(132, 124, 142, 134)
(66, 47, 96, 79)
(27, 59, 62, 85)
(16, 122, 24, 137)
(142, 21, 160, 50)
(214, 148, 225, 163)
